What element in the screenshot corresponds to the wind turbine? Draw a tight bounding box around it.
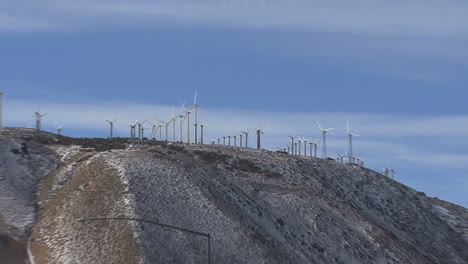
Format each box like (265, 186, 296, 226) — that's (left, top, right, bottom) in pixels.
(55, 121, 64, 135)
(106, 119, 117, 139)
(234, 135, 237, 147)
(171, 109, 178, 143)
(158, 119, 170, 142)
(241, 129, 251, 148)
(199, 121, 205, 144)
(129, 121, 138, 145)
(34, 111, 47, 131)
(217, 138, 220, 145)
(185, 108, 193, 144)
(147, 121, 157, 140)
(223, 136, 226, 145)
(287, 135, 297, 155)
(256, 126, 264, 149)
(298, 139, 302, 156)
(0, 91, 4, 128)
(303, 139, 308, 156)
(317, 121, 334, 159)
(347, 121, 360, 164)
(187, 91, 199, 144)
(228, 136, 231, 146)
(178, 103, 186, 143)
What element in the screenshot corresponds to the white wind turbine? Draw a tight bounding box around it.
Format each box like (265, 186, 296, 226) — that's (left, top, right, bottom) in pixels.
(287, 135, 297, 155)
(317, 121, 334, 159)
(199, 121, 205, 144)
(106, 119, 117, 139)
(0, 91, 4, 128)
(255, 125, 264, 149)
(129, 121, 138, 145)
(170, 109, 178, 143)
(187, 91, 199, 144)
(55, 121, 64, 135)
(34, 110, 47, 131)
(157, 119, 170, 142)
(241, 129, 251, 148)
(178, 103, 186, 143)
(146, 120, 157, 140)
(184, 108, 194, 144)
(347, 121, 360, 164)
(309, 139, 321, 158)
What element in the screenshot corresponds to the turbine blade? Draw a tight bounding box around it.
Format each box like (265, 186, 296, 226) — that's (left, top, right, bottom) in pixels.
(316, 121, 323, 131)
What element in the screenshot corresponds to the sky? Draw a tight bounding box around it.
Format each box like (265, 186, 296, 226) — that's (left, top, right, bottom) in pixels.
(1, 0, 467, 206)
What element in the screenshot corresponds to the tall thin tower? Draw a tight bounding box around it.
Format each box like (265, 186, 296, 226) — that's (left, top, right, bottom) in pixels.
(35, 111, 46, 131)
(0, 91, 3, 128)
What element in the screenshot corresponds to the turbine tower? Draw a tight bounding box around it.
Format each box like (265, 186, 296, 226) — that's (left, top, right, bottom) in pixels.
(171, 109, 177, 142)
(56, 123, 63, 135)
(178, 104, 186, 143)
(241, 129, 251, 148)
(34, 111, 47, 131)
(185, 109, 193, 144)
(347, 121, 360, 164)
(317, 121, 334, 159)
(199, 122, 204, 144)
(106, 119, 117, 139)
(287, 135, 297, 155)
(129, 121, 137, 145)
(0, 91, 4, 128)
(239, 134, 243, 148)
(188, 91, 199, 144)
(303, 139, 308, 156)
(256, 128, 264, 149)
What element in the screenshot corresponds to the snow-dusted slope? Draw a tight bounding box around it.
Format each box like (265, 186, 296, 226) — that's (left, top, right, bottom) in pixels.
(0, 128, 58, 234)
(1, 128, 467, 264)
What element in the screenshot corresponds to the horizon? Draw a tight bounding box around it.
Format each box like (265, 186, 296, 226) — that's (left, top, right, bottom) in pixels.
(1, 0, 467, 207)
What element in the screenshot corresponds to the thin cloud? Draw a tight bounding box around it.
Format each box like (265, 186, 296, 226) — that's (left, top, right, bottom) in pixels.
(0, 0, 467, 36)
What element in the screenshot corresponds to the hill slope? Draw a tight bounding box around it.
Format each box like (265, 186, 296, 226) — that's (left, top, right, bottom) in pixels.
(1, 128, 467, 263)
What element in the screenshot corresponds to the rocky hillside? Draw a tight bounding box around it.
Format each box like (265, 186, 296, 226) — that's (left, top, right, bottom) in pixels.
(1, 127, 467, 264)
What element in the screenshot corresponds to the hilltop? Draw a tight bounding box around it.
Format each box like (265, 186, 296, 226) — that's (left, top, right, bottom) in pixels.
(0, 127, 467, 263)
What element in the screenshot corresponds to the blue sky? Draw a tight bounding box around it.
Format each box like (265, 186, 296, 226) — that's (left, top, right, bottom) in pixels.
(1, 0, 467, 206)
